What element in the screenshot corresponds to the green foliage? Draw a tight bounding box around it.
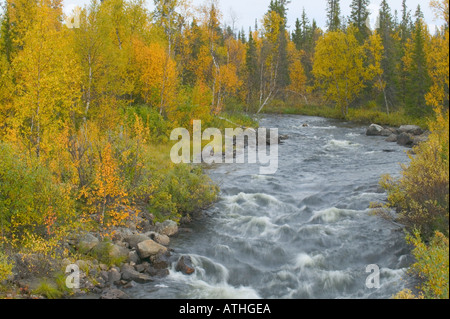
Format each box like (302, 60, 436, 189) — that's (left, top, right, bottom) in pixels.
(346, 108, 429, 128)
(148, 164, 218, 223)
(0, 143, 77, 250)
(0, 250, 13, 282)
(32, 279, 63, 299)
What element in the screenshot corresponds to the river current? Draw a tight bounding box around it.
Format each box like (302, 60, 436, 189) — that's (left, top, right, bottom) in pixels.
(129, 115, 414, 299)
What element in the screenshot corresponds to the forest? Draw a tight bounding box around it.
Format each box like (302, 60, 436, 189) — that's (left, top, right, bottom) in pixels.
(0, 0, 448, 299)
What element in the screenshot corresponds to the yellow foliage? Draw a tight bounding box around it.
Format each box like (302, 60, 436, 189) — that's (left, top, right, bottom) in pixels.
(425, 30, 449, 110)
(80, 142, 136, 237)
(133, 38, 178, 115)
(12, 1, 82, 158)
(287, 41, 307, 98)
(312, 27, 366, 117)
(405, 231, 449, 299)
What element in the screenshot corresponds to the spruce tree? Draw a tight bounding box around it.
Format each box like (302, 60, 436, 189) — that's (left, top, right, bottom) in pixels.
(405, 5, 432, 115)
(349, 0, 370, 41)
(377, 0, 400, 108)
(246, 27, 259, 107)
(326, 0, 341, 31)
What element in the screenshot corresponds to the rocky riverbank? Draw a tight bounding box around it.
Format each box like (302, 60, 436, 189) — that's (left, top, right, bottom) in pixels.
(2, 212, 196, 299)
(366, 124, 430, 148)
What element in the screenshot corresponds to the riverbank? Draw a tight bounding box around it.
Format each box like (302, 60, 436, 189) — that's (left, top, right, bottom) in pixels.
(261, 103, 430, 130)
(0, 212, 199, 299)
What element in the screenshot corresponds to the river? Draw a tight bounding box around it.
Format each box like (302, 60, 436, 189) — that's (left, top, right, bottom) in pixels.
(128, 114, 414, 299)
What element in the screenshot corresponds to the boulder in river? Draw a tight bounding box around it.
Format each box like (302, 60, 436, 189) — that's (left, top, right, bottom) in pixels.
(366, 124, 384, 136)
(397, 132, 414, 147)
(380, 128, 392, 137)
(175, 256, 195, 275)
(385, 134, 398, 143)
(398, 125, 423, 136)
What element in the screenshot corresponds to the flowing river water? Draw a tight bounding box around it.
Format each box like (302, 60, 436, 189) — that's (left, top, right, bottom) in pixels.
(129, 115, 415, 299)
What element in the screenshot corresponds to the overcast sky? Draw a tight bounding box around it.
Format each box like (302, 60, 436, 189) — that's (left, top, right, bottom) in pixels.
(63, 0, 444, 31)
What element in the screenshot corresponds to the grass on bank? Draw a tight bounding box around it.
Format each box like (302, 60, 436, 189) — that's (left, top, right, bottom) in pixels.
(262, 99, 430, 129)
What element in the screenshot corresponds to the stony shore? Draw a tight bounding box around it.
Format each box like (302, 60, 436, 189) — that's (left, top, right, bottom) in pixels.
(365, 123, 430, 148)
(3, 212, 196, 299)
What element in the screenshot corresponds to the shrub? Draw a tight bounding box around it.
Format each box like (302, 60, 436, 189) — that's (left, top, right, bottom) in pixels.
(394, 231, 449, 299)
(0, 143, 77, 250)
(32, 279, 63, 299)
(0, 251, 13, 282)
(379, 109, 449, 239)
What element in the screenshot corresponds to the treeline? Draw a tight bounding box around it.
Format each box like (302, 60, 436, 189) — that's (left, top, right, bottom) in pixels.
(0, 0, 448, 295)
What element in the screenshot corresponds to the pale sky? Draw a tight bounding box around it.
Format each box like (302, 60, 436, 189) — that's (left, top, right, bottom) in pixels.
(63, 0, 444, 31)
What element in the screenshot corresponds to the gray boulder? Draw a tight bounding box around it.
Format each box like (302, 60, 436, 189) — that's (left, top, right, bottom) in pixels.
(100, 288, 129, 299)
(128, 250, 141, 264)
(121, 264, 153, 283)
(145, 231, 170, 246)
(366, 124, 384, 136)
(380, 128, 393, 137)
(175, 256, 195, 275)
(399, 125, 423, 136)
(109, 244, 130, 261)
(124, 234, 151, 249)
(76, 233, 99, 252)
(397, 132, 414, 147)
(91, 242, 129, 262)
(385, 134, 398, 143)
(137, 240, 168, 259)
(108, 268, 122, 285)
(149, 252, 171, 270)
(155, 220, 179, 237)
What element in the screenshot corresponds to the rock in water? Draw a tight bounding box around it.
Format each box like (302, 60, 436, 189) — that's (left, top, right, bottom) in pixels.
(175, 256, 195, 275)
(397, 132, 414, 147)
(366, 124, 384, 136)
(398, 125, 423, 136)
(380, 128, 392, 137)
(137, 240, 168, 259)
(385, 134, 398, 143)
